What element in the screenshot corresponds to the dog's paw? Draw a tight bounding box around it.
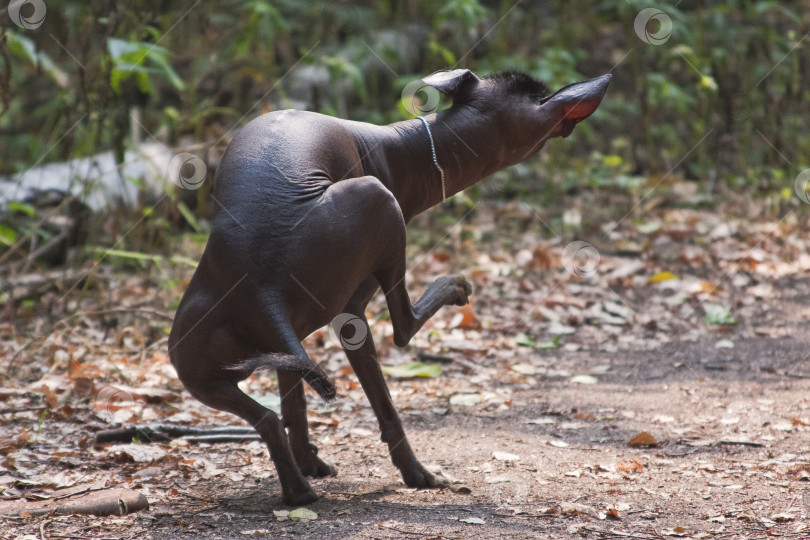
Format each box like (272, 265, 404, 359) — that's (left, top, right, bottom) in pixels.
(294, 443, 337, 478)
(447, 275, 472, 306)
(283, 487, 319, 507)
(298, 456, 337, 478)
(401, 463, 447, 489)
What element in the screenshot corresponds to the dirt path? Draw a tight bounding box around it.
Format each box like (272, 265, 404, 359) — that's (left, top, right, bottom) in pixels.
(2, 200, 809, 539)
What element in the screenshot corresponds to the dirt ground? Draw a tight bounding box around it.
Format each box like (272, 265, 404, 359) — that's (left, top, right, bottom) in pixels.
(2, 196, 809, 539)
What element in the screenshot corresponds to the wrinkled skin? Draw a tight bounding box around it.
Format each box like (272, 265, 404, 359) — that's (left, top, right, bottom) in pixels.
(168, 69, 611, 506)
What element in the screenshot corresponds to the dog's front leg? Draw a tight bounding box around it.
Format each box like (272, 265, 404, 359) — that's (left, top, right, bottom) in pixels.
(341, 294, 442, 488)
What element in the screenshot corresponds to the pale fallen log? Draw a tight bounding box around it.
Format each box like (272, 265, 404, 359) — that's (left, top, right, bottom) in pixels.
(0, 488, 148, 517)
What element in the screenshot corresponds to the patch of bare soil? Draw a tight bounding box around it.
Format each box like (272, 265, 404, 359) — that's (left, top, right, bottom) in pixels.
(2, 197, 809, 539)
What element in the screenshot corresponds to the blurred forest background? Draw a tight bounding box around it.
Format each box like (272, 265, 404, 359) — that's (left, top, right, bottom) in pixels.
(0, 0, 808, 267)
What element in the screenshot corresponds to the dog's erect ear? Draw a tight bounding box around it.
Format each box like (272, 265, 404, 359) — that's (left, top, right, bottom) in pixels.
(422, 69, 480, 100)
(540, 74, 612, 138)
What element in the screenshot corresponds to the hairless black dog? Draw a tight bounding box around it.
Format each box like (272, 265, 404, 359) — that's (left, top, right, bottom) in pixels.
(169, 69, 611, 505)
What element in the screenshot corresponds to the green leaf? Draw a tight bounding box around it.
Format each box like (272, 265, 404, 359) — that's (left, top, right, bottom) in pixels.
(146, 48, 185, 91)
(7, 201, 36, 217)
(87, 247, 196, 268)
(107, 38, 185, 94)
(382, 361, 442, 379)
(704, 304, 739, 325)
(515, 332, 536, 348)
(6, 31, 69, 87)
(536, 335, 562, 349)
(437, 0, 489, 31)
(288, 508, 318, 521)
(516, 332, 561, 349)
(176, 201, 203, 233)
(93, 247, 160, 263)
(427, 40, 457, 66)
(168, 256, 199, 269)
(0, 224, 16, 245)
(322, 56, 367, 101)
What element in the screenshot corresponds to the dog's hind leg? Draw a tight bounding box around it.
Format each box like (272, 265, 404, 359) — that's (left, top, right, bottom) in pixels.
(277, 369, 337, 478)
(180, 374, 318, 506)
(171, 310, 325, 505)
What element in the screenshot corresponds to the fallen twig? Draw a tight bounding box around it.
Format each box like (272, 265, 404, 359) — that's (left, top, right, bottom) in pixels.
(717, 439, 764, 447)
(94, 424, 259, 445)
(373, 522, 435, 536)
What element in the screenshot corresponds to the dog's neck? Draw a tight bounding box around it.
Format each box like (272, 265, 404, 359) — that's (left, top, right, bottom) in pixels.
(364, 109, 508, 222)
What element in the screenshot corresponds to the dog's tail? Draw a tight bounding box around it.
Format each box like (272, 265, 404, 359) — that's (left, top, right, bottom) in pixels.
(229, 354, 336, 400)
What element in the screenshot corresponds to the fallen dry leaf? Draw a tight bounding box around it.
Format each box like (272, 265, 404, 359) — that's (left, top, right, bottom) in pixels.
(617, 459, 645, 473)
(560, 502, 605, 520)
(627, 432, 658, 447)
(570, 374, 598, 385)
(493, 451, 520, 461)
(450, 304, 480, 329)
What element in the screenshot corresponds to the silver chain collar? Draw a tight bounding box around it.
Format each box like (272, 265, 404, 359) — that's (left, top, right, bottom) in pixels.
(417, 116, 447, 202)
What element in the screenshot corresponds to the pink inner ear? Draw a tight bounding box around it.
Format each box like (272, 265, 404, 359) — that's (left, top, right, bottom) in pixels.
(545, 74, 611, 122)
(564, 100, 601, 121)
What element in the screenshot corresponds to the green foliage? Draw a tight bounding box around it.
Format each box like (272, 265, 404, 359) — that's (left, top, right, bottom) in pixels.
(6, 202, 36, 218)
(704, 304, 739, 326)
(0, 0, 805, 206)
(5, 31, 68, 87)
(108, 38, 185, 94)
(235, 1, 290, 57)
(436, 0, 488, 31)
(322, 55, 367, 102)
